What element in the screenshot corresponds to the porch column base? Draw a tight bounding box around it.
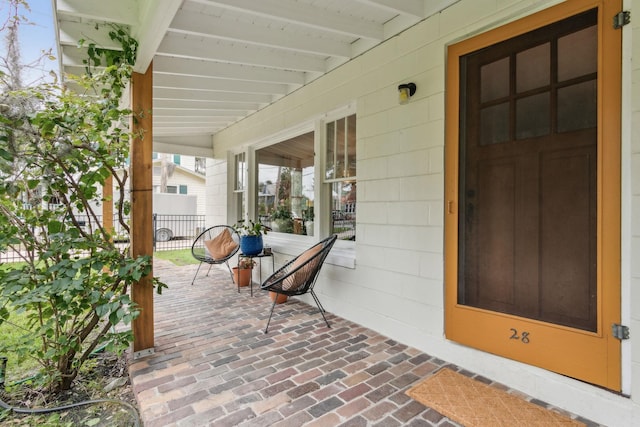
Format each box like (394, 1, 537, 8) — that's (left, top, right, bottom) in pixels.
(133, 347, 155, 360)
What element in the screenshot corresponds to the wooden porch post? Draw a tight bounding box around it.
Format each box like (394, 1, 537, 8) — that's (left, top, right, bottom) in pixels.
(130, 62, 154, 354)
(102, 176, 113, 235)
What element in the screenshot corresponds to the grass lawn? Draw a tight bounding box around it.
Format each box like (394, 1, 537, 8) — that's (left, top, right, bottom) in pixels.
(154, 249, 199, 266)
(0, 251, 196, 385)
(0, 262, 40, 383)
(0, 311, 41, 384)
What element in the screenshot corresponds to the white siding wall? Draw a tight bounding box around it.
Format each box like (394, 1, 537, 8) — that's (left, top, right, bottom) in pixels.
(205, 157, 229, 227)
(206, 1, 640, 425)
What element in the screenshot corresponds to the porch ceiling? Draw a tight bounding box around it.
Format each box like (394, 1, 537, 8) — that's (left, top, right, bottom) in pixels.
(53, 0, 458, 155)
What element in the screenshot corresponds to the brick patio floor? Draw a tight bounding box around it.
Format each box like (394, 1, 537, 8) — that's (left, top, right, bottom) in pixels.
(129, 259, 599, 426)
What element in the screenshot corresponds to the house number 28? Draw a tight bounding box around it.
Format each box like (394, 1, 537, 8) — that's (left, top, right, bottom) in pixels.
(509, 328, 530, 344)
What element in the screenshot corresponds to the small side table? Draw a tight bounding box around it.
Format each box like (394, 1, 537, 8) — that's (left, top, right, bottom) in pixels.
(238, 251, 274, 296)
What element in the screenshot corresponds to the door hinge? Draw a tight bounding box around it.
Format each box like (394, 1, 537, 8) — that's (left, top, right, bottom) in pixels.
(613, 11, 630, 29)
(612, 323, 630, 340)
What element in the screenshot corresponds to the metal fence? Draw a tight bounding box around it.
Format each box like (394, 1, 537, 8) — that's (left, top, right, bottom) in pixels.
(0, 214, 206, 263)
(152, 214, 206, 251)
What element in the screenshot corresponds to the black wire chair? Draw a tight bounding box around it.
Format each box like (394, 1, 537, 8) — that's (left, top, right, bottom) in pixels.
(260, 234, 337, 333)
(191, 225, 240, 285)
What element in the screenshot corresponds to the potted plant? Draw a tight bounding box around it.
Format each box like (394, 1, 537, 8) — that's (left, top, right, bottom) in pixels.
(270, 205, 293, 233)
(233, 257, 256, 287)
(235, 219, 269, 255)
(303, 207, 314, 236)
(270, 291, 288, 304)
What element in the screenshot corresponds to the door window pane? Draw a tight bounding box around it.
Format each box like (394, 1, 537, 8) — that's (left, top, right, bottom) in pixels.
(558, 25, 597, 82)
(480, 103, 509, 145)
(481, 57, 509, 102)
(516, 43, 550, 93)
(558, 80, 597, 132)
(516, 92, 550, 139)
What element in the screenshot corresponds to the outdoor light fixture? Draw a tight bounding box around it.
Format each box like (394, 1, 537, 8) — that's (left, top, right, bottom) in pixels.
(398, 82, 416, 104)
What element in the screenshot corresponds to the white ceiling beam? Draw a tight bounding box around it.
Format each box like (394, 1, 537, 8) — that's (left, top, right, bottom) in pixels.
(61, 46, 88, 67)
(153, 99, 260, 111)
(198, 0, 384, 40)
(153, 136, 214, 158)
(155, 126, 221, 132)
(170, 10, 351, 58)
(355, 0, 424, 18)
(154, 120, 228, 129)
(153, 55, 306, 85)
(56, 0, 138, 25)
(58, 21, 121, 49)
(154, 88, 273, 104)
(63, 65, 100, 76)
(157, 34, 326, 73)
(133, 0, 183, 73)
(153, 74, 289, 96)
(424, 0, 462, 18)
(154, 121, 227, 127)
(155, 128, 223, 135)
(153, 109, 244, 117)
(154, 116, 233, 123)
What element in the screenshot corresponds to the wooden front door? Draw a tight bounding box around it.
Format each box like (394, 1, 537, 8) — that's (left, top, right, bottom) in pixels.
(445, 0, 622, 390)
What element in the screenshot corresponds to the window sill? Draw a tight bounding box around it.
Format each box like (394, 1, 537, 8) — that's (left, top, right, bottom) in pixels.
(264, 233, 355, 269)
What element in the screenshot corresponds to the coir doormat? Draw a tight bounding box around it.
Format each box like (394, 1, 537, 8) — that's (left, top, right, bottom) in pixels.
(406, 368, 585, 427)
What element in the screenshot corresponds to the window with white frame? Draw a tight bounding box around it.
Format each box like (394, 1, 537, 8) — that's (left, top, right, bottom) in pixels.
(325, 114, 356, 241)
(235, 109, 356, 243)
(234, 152, 246, 222)
(256, 131, 315, 235)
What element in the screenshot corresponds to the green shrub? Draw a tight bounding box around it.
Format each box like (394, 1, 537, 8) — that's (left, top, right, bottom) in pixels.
(0, 26, 165, 391)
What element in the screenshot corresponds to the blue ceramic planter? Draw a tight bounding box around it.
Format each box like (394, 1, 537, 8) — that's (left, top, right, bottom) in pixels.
(240, 235, 263, 255)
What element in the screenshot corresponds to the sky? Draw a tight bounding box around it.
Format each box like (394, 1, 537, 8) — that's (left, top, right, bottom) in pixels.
(2, 0, 58, 86)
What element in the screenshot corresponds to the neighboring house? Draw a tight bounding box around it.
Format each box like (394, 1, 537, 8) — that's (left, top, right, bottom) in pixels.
(151, 154, 207, 216)
(52, 1, 640, 425)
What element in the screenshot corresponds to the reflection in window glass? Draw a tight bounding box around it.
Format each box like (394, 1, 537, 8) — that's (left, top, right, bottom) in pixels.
(326, 114, 356, 241)
(234, 152, 246, 223)
(326, 114, 356, 180)
(256, 132, 315, 236)
(235, 153, 246, 191)
(331, 182, 356, 241)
